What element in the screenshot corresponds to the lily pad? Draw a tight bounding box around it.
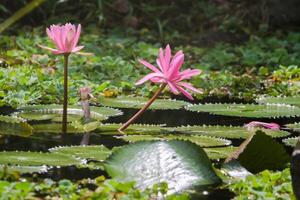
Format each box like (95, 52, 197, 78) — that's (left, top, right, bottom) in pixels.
(236, 131, 290, 173)
(220, 160, 252, 180)
(98, 96, 188, 110)
(0, 151, 83, 166)
(49, 145, 111, 161)
(185, 103, 300, 118)
(97, 123, 166, 134)
(32, 123, 85, 134)
(168, 125, 290, 139)
(282, 137, 298, 147)
(285, 123, 300, 132)
(0, 165, 48, 174)
(204, 146, 238, 160)
(118, 134, 231, 147)
(257, 96, 300, 107)
(104, 140, 221, 193)
(16, 105, 122, 122)
(0, 115, 33, 137)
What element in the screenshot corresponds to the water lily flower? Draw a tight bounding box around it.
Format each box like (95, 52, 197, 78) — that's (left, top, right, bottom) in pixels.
(39, 23, 83, 55)
(244, 121, 280, 130)
(119, 45, 202, 132)
(136, 44, 203, 100)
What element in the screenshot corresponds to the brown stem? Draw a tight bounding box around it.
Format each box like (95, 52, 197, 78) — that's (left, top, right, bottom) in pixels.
(118, 83, 167, 132)
(62, 54, 70, 134)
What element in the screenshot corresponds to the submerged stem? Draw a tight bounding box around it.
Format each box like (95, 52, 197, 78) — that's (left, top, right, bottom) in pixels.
(62, 54, 70, 134)
(118, 83, 167, 133)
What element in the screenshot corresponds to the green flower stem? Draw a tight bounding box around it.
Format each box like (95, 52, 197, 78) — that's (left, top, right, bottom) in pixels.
(62, 54, 70, 134)
(118, 83, 167, 133)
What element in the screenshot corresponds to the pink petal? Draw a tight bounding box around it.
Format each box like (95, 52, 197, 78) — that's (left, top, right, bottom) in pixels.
(164, 44, 171, 65)
(150, 77, 165, 83)
(244, 121, 280, 130)
(176, 85, 194, 100)
(139, 59, 160, 73)
(38, 44, 62, 54)
(135, 72, 163, 85)
(71, 45, 84, 53)
(178, 82, 203, 94)
(156, 58, 163, 72)
(72, 24, 81, 49)
(179, 69, 201, 81)
(168, 53, 184, 78)
(167, 81, 179, 94)
(159, 48, 167, 73)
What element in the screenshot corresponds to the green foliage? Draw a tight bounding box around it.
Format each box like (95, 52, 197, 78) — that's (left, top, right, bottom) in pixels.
(0, 115, 33, 137)
(0, 151, 82, 166)
(257, 96, 300, 107)
(169, 125, 290, 139)
(97, 123, 166, 134)
(285, 123, 300, 132)
(228, 168, 295, 200)
(282, 137, 298, 147)
(0, 177, 190, 200)
(49, 145, 111, 161)
(0, 165, 47, 174)
(98, 96, 188, 110)
(204, 146, 238, 160)
(104, 140, 221, 193)
(119, 134, 231, 147)
(185, 103, 300, 118)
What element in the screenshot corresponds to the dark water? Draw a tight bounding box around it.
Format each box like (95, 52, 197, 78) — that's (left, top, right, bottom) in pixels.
(0, 97, 299, 200)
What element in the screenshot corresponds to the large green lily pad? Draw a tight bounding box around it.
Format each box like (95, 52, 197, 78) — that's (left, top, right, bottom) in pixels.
(104, 140, 221, 193)
(168, 125, 290, 139)
(257, 96, 300, 107)
(98, 96, 188, 110)
(0, 115, 33, 137)
(285, 123, 300, 132)
(185, 103, 300, 118)
(0, 151, 83, 166)
(49, 145, 111, 161)
(118, 134, 231, 147)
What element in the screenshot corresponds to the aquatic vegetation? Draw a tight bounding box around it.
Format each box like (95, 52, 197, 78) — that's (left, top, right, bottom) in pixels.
(104, 140, 221, 193)
(186, 103, 300, 118)
(244, 121, 280, 130)
(257, 96, 300, 107)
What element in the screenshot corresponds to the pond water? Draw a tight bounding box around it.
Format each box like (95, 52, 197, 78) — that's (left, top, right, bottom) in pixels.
(0, 97, 299, 199)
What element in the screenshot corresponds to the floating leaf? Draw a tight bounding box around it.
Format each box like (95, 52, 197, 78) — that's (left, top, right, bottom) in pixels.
(185, 103, 300, 118)
(0, 151, 83, 166)
(282, 137, 298, 147)
(32, 123, 85, 134)
(0, 165, 48, 174)
(0, 115, 33, 137)
(168, 125, 290, 139)
(220, 160, 252, 180)
(71, 120, 101, 132)
(16, 105, 122, 122)
(97, 123, 166, 134)
(49, 145, 111, 161)
(237, 131, 290, 173)
(118, 134, 231, 147)
(104, 140, 221, 193)
(98, 96, 188, 110)
(204, 146, 238, 160)
(285, 123, 300, 132)
(257, 96, 300, 107)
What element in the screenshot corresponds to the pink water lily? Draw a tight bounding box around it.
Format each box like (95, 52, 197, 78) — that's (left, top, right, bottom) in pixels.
(244, 121, 280, 130)
(136, 44, 202, 100)
(39, 23, 83, 54)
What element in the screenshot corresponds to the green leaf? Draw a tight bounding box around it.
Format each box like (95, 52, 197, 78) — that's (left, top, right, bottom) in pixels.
(0, 115, 33, 137)
(185, 103, 300, 118)
(168, 125, 290, 139)
(16, 105, 122, 122)
(0, 151, 83, 166)
(97, 123, 166, 134)
(237, 131, 290, 173)
(104, 140, 221, 193)
(118, 134, 231, 147)
(285, 123, 300, 132)
(0, 165, 48, 174)
(282, 137, 298, 147)
(204, 146, 238, 160)
(32, 123, 85, 134)
(220, 160, 252, 180)
(257, 96, 300, 107)
(98, 96, 188, 110)
(49, 145, 111, 161)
